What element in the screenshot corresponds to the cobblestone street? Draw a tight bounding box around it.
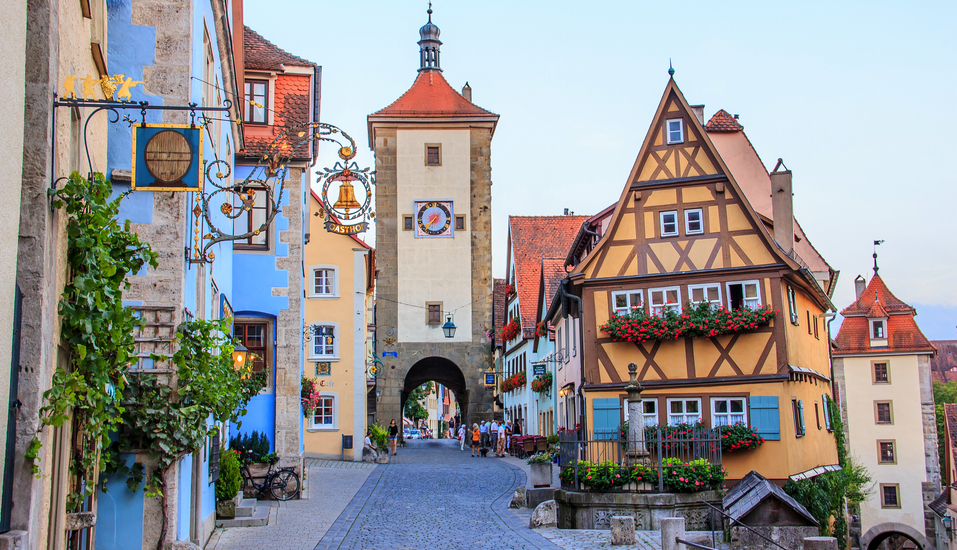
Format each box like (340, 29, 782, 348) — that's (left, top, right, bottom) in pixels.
(204, 440, 714, 550)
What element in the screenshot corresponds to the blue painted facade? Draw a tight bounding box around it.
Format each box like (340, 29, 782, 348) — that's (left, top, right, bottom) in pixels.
(96, 0, 238, 547)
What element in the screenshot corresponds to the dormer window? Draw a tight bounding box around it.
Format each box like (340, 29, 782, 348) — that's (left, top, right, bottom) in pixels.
(869, 317, 888, 347)
(666, 119, 684, 144)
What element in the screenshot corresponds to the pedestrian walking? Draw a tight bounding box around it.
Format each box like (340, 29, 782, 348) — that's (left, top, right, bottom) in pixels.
(504, 421, 512, 455)
(496, 420, 507, 457)
(489, 420, 498, 454)
(479, 420, 489, 449)
(388, 419, 399, 456)
(458, 424, 466, 451)
(471, 423, 480, 457)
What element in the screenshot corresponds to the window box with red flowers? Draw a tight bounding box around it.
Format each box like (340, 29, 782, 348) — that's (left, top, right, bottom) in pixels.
(500, 371, 526, 393)
(599, 302, 777, 343)
(500, 317, 521, 342)
(536, 321, 548, 338)
(504, 283, 516, 300)
(531, 371, 552, 394)
(717, 422, 764, 453)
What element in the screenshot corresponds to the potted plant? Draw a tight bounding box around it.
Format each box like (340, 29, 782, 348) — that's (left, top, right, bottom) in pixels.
(526, 452, 554, 488)
(215, 450, 242, 518)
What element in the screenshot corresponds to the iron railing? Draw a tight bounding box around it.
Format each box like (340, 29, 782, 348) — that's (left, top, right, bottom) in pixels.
(559, 426, 723, 493)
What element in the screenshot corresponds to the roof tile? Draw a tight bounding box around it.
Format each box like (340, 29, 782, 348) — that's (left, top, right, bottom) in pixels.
(705, 109, 743, 132)
(244, 26, 315, 71)
(931, 341, 957, 380)
(509, 216, 588, 340)
(370, 70, 497, 118)
(493, 278, 506, 347)
(834, 275, 936, 355)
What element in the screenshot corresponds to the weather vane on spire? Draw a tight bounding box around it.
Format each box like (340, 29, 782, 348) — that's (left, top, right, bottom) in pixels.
(873, 240, 885, 275)
(428, 1, 432, 21)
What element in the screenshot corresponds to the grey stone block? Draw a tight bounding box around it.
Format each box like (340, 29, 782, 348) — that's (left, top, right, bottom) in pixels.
(610, 516, 635, 545)
(508, 486, 527, 509)
(529, 500, 557, 529)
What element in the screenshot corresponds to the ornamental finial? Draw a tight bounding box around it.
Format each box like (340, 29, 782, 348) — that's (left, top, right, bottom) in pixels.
(668, 59, 675, 77)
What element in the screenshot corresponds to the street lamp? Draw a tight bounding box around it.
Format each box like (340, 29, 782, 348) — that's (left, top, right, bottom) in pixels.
(233, 343, 250, 370)
(442, 315, 456, 338)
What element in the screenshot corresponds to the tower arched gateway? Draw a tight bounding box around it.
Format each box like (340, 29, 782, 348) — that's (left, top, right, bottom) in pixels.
(368, 8, 499, 431)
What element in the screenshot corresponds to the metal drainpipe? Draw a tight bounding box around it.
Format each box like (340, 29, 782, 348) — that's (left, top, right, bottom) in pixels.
(560, 278, 587, 436)
(823, 311, 837, 400)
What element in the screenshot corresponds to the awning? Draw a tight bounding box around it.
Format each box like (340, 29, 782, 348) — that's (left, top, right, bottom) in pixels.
(788, 464, 841, 481)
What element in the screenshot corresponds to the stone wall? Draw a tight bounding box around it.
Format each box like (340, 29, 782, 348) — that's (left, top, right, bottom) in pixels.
(273, 165, 304, 473)
(918, 354, 941, 545)
(730, 525, 820, 549)
(554, 489, 724, 531)
(373, 124, 496, 429)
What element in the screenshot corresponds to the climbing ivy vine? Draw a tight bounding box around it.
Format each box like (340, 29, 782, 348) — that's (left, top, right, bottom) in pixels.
(28, 172, 158, 511)
(107, 317, 265, 550)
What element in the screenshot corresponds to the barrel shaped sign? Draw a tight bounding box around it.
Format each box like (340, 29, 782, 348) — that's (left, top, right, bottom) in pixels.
(131, 124, 203, 192)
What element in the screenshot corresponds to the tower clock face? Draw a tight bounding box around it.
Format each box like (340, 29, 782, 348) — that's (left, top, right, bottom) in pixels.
(415, 200, 453, 238)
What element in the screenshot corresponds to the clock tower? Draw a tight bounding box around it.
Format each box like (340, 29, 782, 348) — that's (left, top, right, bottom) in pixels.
(368, 7, 499, 428)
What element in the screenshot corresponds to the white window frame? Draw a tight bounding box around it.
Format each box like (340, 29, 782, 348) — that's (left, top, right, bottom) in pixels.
(660, 211, 678, 237)
(642, 399, 658, 428)
(309, 322, 339, 361)
(666, 119, 684, 144)
(611, 290, 644, 316)
(308, 265, 339, 298)
(688, 283, 721, 306)
(684, 208, 704, 235)
(871, 319, 886, 339)
(711, 397, 747, 428)
(309, 392, 339, 430)
(649, 286, 682, 316)
(726, 280, 761, 310)
(667, 398, 701, 425)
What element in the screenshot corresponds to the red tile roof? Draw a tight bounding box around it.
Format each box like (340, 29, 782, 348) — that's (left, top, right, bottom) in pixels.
(833, 275, 936, 356)
(244, 26, 315, 70)
(242, 73, 314, 158)
(508, 216, 588, 340)
(370, 70, 497, 118)
(931, 341, 957, 381)
(945, 404, 957, 480)
(541, 258, 567, 320)
(492, 278, 506, 347)
(705, 109, 743, 132)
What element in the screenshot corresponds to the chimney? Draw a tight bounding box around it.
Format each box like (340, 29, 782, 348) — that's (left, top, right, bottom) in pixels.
(770, 169, 794, 253)
(854, 275, 866, 300)
(690, 105, 705, 126)
(462, 82, 472, 102)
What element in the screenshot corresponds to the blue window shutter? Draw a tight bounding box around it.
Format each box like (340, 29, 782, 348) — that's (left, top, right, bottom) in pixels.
(593, 398, 621, 440)
(748, 396, 780, 441)
(797, 400, 806, 436)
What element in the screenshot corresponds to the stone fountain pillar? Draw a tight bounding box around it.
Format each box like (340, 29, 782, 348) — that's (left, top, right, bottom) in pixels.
(626, 362, 651, 466)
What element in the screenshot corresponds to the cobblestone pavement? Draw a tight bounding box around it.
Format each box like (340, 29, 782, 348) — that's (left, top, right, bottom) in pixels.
(207, 440, 722, 550)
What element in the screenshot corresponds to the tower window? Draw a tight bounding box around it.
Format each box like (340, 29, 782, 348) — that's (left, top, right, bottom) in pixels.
(425, 144, 442, 166)
(403, 216, 413, 231)
(455, 215, 465, 230)
(872, 320, 885, 339)
(666, 119, 684, 144)
(426, 302, 443, 325)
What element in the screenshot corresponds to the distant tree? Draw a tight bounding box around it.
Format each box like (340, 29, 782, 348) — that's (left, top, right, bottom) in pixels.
(404, 382, 430, 424)
(933, 381, 957, 467)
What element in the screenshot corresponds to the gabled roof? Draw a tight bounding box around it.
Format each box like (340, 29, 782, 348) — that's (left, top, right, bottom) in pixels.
(929, 489, 948, 518)
(945, 404, 957, 488)
(508, 216, 588, 341)
(723, 470, 817, 526)
(705, 109, 743, 132)
(492, 278, 506, 348)
(370, 70, 497, 118)
(244, 26, 315, 71)
(834, 274, 936, 355)
(542, 259, 567, 318)
(840, 275, 913, 316)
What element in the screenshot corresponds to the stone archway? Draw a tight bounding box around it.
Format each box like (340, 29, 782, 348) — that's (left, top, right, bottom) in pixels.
(400, 356, 469, 428)
(862, 522, 930, 550)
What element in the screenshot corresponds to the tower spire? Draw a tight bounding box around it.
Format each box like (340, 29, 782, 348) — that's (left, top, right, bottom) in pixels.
(873, 239, 884, 276)
(418, 4, 442, 71)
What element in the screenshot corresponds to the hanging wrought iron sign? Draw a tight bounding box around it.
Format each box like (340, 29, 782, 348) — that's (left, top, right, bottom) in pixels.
(316, 134, 374, 235)
(131, 124, 203, 191)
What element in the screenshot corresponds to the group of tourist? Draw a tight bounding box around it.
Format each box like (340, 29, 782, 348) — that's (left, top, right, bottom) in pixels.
(457, 419, 522, 457)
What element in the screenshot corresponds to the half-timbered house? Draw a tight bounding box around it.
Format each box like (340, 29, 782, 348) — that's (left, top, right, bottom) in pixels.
(566, 77, 839, 484)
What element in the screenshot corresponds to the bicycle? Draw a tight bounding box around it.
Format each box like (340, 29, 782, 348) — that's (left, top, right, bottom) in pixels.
(239, 450, 301, 501)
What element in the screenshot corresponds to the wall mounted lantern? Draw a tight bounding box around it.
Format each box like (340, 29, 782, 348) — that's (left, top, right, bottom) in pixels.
(442, 315, 456, 338)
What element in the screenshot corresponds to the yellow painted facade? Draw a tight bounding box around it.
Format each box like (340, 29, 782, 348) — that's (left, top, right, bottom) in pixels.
(302, 192, 374, 461)
(571, 79, 837, 483)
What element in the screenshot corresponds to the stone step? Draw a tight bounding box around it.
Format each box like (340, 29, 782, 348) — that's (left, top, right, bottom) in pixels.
(215, 504, 270, 528)
(235, 498, 258, 517)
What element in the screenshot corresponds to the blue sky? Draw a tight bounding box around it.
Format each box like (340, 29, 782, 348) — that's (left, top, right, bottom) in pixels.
(243, 1, 957, 339)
